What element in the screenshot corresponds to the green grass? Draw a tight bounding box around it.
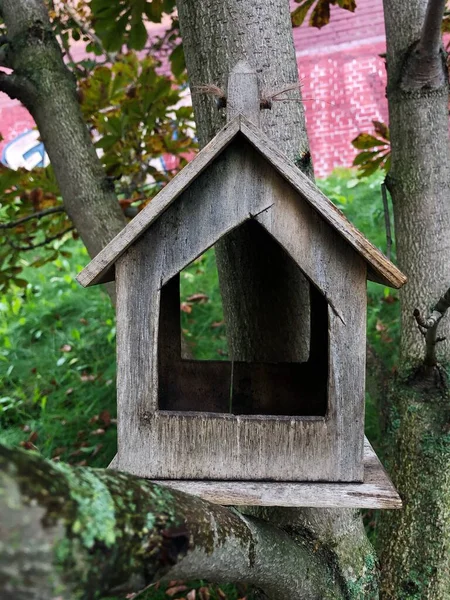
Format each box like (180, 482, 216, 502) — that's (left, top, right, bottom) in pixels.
(0, 249, 117, 466)
(0, 168, 402, 597)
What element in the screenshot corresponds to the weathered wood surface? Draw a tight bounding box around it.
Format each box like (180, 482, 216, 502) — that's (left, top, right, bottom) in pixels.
(239, 116, 406, 289)
(76, 116, 241, 287)
(226, 60, 261, 125)
(108, 439, 401, 509)
(77, 118, 406, 290)
(113, 140, 366, 481)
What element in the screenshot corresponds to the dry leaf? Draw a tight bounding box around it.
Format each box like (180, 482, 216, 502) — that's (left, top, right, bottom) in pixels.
(186, 293, 208, 303)
(60, 344, 72, 352)
(90, 428, 105, 436)
(376, 320, 387, 332)
(166, 586, 188, 597)
(180, 302, 192, 314)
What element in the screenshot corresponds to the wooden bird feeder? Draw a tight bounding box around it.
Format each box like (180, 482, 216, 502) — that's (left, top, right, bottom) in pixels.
(78, 62, 406, 509)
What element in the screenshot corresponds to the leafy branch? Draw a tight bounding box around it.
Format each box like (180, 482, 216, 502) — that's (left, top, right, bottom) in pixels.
(291, 0, 356, 28)
(7, 225, 75, 251)
(351, 121, 391, 178)
(0, 206, 66, 229)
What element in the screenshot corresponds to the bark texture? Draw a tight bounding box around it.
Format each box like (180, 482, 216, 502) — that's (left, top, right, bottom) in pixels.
(0, 444, 346, 600)
(383, 0, 450, 364)
(379, 0, 450, 597)
(177, 0, 311, 363)
(0, 0, 126, 264)
(177, 2, 377, 599)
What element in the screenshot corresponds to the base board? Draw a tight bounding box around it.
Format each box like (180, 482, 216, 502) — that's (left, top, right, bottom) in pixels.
(109, 437, 401, 509)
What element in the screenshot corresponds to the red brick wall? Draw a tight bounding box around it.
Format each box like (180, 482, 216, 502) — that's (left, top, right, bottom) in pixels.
(0, 1, 388, 177)
(293, 0, 387, 176)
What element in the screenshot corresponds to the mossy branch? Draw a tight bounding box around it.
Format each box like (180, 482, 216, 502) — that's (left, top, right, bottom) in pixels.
(0, 444, 348, 600)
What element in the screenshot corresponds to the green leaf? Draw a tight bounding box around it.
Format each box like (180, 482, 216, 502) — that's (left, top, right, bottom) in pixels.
(169, 44, 186, 79)
(351, 133, 389, 150)
(336, 0, 356, 11)
(372, 120, 390, 141)
(129, 18, 147, 50)
(352, 150, 381, 166)
(310, 0, 331, 28)
(291, 0, 316, 27)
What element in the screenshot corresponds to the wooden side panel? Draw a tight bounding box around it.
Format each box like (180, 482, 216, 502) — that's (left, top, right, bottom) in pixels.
(115, 243, 163, 463)
(256, 171, 367, 481)
(120, 412, 333, 481)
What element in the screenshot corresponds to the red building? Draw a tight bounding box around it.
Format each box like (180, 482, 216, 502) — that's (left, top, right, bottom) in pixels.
(0, 0, 387, 177)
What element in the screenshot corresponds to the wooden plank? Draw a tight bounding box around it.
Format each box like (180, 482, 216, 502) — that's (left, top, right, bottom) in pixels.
(148, 438, 402, 509)
(115, 240, 163, 462)
(119, 411, 334, 481)
(77, 116, 241, 288)
(239, 116, 406, 289)
(226, 61, 260, 126)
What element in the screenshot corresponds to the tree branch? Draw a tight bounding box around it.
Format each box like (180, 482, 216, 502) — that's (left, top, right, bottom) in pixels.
(0, 206, 66, 229)
(0, 0, 127, 303)
(7, 226, 74, 251)
(0, 71, 37, 103)
(0, 444, 346, 600)
(400, 0, 448, 90)
(413, 286, 450, 365)
(418, 0, 447, 56)
(62, 4, 115, 63)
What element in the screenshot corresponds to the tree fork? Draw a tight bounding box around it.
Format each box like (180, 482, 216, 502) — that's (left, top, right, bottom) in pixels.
(0, 0, 126, 268)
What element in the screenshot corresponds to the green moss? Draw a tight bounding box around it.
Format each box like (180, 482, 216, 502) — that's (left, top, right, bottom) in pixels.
(378, 373, 450, 599)
(53, 463, 117, 549)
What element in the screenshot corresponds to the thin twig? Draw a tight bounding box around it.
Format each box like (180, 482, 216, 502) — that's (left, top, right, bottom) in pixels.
(8, 226, 74, 251)
(381, 182, 392, 261)
(0, 206, 66, 229)
(62, 4, 115, 63)
(414, 285, 450, 366)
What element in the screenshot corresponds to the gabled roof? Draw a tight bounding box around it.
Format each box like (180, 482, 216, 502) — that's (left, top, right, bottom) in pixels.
(77, 115, 406, 289)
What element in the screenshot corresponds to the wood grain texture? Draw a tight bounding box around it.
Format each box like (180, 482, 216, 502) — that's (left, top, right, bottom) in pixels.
(239, 117, 406, 289)
(113, 439, 401, 509)
(226, 61, 261, 125)
(113, 137, 368, 481)
(76, 117, 241, 287)
(77, 118, 406, 290)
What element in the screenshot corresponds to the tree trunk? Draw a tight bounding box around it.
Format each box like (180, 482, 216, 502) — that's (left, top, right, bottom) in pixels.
(177, 2, 378, 599)
(177, 0, 311, 362)
(0, 0, 126, 265)
(379, 0, 450, 597)
(0, 444, 346, 600)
